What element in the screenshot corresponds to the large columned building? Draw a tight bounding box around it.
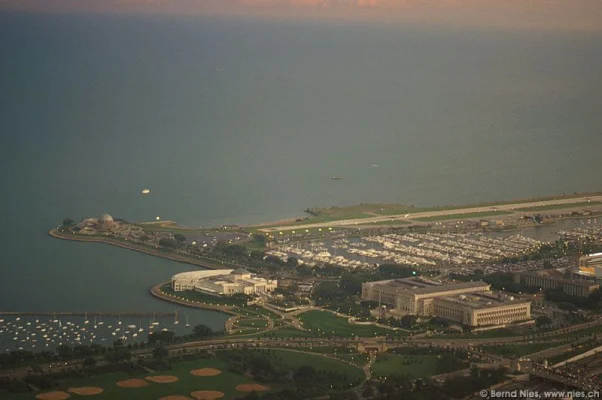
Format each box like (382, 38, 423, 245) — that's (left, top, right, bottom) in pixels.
(361, 277, 531, 327)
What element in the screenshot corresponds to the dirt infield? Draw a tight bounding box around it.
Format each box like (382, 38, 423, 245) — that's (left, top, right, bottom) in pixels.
(145, 375, 179, 383)
(160, 396, 194, 400)
(67, 387, 104, 395)
(190, 368, 222, 377)
(116, 378, 150, 388)
(235, 384, 270, 392)
(35, 392, 70, 400)
(189, 391, 225, 400)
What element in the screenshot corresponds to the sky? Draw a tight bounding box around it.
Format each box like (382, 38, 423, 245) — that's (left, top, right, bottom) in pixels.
(0, 0, 601, 31)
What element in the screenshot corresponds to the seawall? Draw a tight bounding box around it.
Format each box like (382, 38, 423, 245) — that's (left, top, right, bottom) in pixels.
(48, 229, 232, 270)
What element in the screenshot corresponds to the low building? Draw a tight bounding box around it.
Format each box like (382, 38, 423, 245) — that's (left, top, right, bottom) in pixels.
(171, 268, 277, 296)
(578, 253, 602, 277)
(513, 271, 599, 298)
(361, 277, 491, 315)
(433, 293, 531, 327)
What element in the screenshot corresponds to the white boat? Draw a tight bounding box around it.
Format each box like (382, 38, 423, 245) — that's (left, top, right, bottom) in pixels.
(141, 188, 151, 195)
(174, 311, 179, 325)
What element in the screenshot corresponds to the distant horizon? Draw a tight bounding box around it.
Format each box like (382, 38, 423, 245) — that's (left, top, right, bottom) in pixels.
(1, 0, 601, 32)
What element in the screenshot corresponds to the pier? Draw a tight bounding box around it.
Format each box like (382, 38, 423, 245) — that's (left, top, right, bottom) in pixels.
(0, 311, 175, 317)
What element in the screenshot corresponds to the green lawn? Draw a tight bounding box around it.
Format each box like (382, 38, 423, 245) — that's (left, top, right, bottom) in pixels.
(355, 219, 411, 226)
(265, 349, 364, 382)
(372, 354, 460, 379)
(12, 358, 259, 400)
(335, 353, 371, 366)
(263, 327, 314, 338)
(299, 310, 402, 338)
(514, 201, 602, 212)
(412, 211, 513, 222)
(230, 328, 264, 335)
(235, 318, 269, 328)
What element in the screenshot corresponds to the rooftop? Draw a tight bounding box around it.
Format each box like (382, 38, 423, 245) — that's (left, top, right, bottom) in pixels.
(515, 271, 600, 287)
(231, 268, 251, 275)
(438, 292, 529, 310)
(410, 280, 490, 295)
(366, 277, 489, 295)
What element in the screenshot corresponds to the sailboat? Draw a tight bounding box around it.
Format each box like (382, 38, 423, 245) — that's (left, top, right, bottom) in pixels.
(84, 312, 89, 324)
(174, 311, 179, 325)
(185, 315, 190, 328)
(138, 320, 144, 333)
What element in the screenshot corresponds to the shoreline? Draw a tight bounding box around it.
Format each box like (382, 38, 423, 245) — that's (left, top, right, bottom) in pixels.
(149, 281, 237, 317)
(246, 191, 602, 229)
(48, 229, 231, 270)
(256, 194, 602, 232)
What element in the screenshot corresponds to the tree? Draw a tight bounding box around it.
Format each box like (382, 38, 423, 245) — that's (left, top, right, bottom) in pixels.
(62, 218, 75, 227)
(158, 238, 178, 250)
(174, 233, 186, 243)
(400, 315, 418, 328)
(536, 315, 553, 328)
(193, 324, 213, 338)
(83, 357, 96, 368)
(153, 346, 169, 359)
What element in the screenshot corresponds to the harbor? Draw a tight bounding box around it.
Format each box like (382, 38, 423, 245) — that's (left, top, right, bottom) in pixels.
(0, 311, 193, 352)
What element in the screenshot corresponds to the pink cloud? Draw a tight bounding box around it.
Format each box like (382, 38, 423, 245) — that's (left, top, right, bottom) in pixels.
(1, 0, 601, 32)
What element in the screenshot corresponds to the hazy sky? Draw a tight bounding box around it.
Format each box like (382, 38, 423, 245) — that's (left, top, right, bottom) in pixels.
(1, 0, 601, 31)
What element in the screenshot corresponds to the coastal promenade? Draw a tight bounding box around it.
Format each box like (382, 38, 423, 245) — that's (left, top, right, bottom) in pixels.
(48, 229, 238, 270)
(149, 281, 236, 316)
(259, 195, 602, 232)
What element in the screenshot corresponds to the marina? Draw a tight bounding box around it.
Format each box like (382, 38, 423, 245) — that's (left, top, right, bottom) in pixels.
(0, 312, 192, 352)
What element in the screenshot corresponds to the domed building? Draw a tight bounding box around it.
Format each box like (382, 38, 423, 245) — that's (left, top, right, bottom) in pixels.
(97, 213, 115, 231)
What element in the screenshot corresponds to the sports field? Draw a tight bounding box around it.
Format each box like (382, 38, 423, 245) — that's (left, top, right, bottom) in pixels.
(15, 349, 364, 400)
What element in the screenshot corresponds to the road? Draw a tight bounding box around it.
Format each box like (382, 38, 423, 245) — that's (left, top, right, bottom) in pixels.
(259, 195, 602, 232)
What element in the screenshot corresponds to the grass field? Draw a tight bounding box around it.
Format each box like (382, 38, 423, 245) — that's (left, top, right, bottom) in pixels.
(335, 353, 371, 366)
(235, 318, 269, 328)
(264, 327, 314, 338)
(248, 192, 602, 230)
(299, 310, 403, 338)
(265, 349, 364, 382)
(514, 201, 602, 212)
(12, 350, 364, 400)
(11, 359, 257, 400)
(411, 210, 513, 222)
(355, 219, 412, 226)
(371, 354, 461, 379)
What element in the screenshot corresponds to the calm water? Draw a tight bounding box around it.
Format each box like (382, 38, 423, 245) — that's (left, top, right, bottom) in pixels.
(0, 12, 601, 322)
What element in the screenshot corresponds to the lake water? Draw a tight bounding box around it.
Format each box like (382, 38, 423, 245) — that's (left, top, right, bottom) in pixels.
(0, 12, 601, 330)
